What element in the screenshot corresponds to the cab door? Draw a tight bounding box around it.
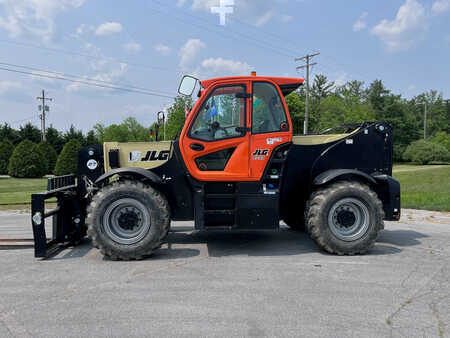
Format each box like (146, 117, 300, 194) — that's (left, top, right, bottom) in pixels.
(248, 81, 293, 180)
(180, 81, 252, 181)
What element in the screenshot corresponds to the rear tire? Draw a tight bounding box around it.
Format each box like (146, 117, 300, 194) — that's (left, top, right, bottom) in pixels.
(86, 180, 170, 260)
(305, 181, 384, 255)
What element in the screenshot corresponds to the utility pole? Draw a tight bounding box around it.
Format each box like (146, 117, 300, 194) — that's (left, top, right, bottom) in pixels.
(295, 52, 320, 135)
(423, 102, 427, 140)
(36, 90, 53, 141)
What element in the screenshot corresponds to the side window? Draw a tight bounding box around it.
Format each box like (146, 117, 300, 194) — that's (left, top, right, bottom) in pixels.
(252, 82, 288, 134)
(190, 85, 246, 141)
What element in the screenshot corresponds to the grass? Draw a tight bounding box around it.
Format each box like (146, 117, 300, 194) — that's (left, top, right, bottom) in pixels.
(0, 164, 449, 212)
(0, 177, 49, 206)
(393, 165, 450, 212)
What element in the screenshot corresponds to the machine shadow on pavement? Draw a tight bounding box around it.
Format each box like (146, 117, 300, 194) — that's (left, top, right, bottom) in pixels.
(40, 226, 429, 261)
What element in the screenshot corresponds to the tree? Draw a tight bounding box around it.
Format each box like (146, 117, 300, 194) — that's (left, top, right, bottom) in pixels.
(285, 91, 304, 135)
(0, 140, 14, 174)
(403, 140, 450, 164)
(36, 142, 58, 174)
(166, 95, 193, 140)
(0, 123, 20, 145)
(365, 80, 389, 120)
(8, 140, 46, 178)
(431, 131, 450, 151)
(64, 124, 85, 145)
(18, 123, 41, 143)
(54, 139, 82, 176)
(85, 130, 100, 146)
(93, 123, 105, 143)
(46, 125, 65, 154)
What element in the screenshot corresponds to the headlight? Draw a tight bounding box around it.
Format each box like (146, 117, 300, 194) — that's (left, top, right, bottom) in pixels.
(32, 212, 42, 225)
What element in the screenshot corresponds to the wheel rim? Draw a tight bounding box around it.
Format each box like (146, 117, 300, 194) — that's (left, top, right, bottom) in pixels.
(327, 197, 370, 242)
(103, 198, 151, 245)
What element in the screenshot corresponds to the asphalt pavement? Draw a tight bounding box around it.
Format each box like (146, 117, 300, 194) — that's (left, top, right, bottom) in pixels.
(0, 209, 449, 337)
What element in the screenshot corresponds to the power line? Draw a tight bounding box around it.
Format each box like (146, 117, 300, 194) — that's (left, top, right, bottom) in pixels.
(0, 67, 175, 98)
(147, 1, 296, 59)
(0, 39, 178, 74)
(296, 52, 320, 135)
(0, 61, 176, 97)
(8, 115, 39, 125)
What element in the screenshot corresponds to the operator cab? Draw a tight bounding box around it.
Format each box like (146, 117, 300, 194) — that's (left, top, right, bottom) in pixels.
(177, 74, 304, 230)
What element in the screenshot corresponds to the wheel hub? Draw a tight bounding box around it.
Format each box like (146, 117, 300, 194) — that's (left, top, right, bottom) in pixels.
(117, 208, 142, 231)
(103, 198, 151, 245)
(328, 198, 370, 242)
(335, 208, 356, 228)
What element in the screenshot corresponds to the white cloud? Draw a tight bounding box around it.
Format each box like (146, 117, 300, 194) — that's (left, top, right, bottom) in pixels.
(201, 57, 252, 76)
(0, 0, 85, 42)
(432, 0, 450, 14)
(281, 14, 293, 23)
(95, 22, 123, 36)
(353, 12, 368, 32)
(74, 23, 94, 36)
(179, 38, 206, 70)
(371, 0, 427, 52)
(66, 63, 128, 93)
(154, 43, 171, 55)
(123, 42, 142, 54)
(255, 10, 274, 27)
(332, 71, 348, 87)
(192, 0, 285, 27)
(0, 80, 21, 94)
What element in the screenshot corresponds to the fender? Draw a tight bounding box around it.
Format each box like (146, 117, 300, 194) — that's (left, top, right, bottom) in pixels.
(312, 169, 377, 186)
(94, 167, 163, 185)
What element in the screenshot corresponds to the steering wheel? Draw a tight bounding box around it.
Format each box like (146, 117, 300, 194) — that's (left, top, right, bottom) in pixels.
(210, 121, 229, 138)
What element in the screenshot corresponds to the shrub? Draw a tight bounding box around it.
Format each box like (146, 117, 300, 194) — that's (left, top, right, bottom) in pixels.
(54, 139, 81, 176)
(430, 132, 450, 152)
(37, 142, 58, 174)
(403, 140, 450, 164)
(8, 140, 46, 178)
(393, 144, 407, 162)
(0, 140, 14, 174)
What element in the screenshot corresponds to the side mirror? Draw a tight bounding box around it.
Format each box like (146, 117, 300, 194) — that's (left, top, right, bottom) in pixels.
(178, 75, 198, 96)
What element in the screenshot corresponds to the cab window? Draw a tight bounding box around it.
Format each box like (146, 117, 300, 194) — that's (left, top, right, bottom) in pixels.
(252, 82, 288, 134)
(190, 85, 246, 141)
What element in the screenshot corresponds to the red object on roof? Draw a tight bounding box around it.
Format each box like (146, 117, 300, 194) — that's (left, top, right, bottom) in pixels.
(200, 76, 304, 89)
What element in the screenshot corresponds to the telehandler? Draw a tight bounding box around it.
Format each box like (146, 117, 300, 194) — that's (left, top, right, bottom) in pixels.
(31, 73, 400, 260)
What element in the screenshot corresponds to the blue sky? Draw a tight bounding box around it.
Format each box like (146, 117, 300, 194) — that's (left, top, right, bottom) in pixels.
(0, 0, 449, 131)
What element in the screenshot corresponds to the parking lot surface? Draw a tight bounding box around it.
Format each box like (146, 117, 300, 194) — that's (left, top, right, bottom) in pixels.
(0, 209, 449, 337)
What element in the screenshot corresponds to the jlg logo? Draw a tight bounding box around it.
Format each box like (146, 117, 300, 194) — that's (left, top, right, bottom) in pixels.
(140, 150, 170, 162)
(252, 149, 269, 160)
(252, 149, 269, 156)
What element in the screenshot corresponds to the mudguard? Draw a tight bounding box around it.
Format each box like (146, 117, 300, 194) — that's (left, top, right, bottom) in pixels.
(94, 167, 163, 185)
(312, 169, 377, 186)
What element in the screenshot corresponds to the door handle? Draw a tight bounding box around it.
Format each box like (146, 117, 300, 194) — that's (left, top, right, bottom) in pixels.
(190, 143, 205, 151)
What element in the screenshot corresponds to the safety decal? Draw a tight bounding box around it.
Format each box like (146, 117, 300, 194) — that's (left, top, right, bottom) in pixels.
(266, 137, 282, 145)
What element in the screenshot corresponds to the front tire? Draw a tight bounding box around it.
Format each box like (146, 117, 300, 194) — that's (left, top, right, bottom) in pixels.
(87, 181, 170, 260)
(306, 181, 384, 255)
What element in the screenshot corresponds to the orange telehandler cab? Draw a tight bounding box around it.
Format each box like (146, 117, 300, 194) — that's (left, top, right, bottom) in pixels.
(31, 74, 400, 260)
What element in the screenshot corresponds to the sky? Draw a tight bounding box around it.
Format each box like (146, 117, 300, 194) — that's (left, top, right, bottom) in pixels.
(0, 0, 449, 132)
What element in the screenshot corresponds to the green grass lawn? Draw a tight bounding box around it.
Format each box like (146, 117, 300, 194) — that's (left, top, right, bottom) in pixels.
(393, 165, 450, 212)
(0, 177, 49, 205)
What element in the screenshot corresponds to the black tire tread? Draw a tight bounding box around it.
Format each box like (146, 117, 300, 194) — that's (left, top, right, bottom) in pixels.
(305, 181, 384, 255)
(86, 180, 170, 260)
